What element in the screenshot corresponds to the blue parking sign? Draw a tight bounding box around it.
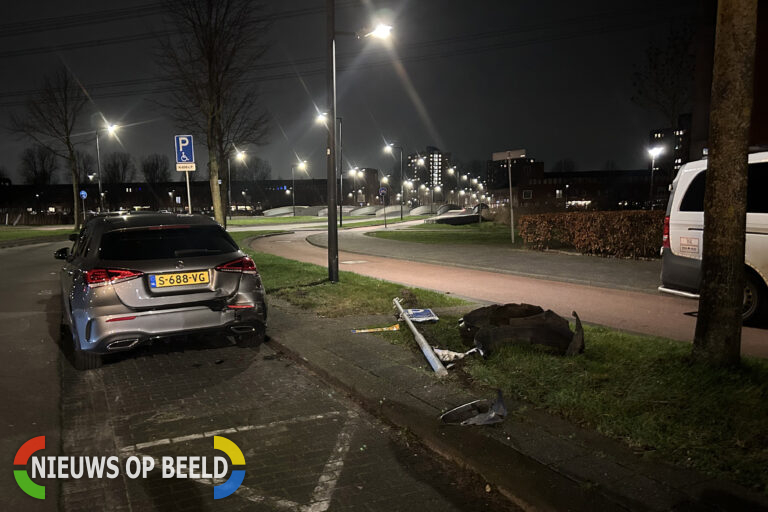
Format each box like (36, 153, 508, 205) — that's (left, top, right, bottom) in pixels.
(174, 135, 196, 171)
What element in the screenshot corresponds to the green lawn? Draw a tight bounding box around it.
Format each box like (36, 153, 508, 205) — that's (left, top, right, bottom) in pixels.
(367, 221, 523, 247)
(341, 215, 428, 229)
(379, 314, 768, 493)
(228, 216, 325, 225)
(230, 230, 465, 317)
(0, 228, 74, 242)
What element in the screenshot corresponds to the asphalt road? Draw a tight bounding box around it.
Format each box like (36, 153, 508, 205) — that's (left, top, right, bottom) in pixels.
(251, 231, 768, 358)
(0, 241, 512, 511)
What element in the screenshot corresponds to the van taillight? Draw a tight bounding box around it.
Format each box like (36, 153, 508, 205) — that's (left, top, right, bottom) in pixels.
(215, 256, 258, 274)
(662, 216, 670, 249)
(86, 268, 144, 287)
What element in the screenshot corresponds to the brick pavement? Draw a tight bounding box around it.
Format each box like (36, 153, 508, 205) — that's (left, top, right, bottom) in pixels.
(58, 332, 513, 511)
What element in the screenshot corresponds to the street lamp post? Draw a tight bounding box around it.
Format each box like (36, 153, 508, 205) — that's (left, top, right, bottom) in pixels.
(648, 146, 664, 210)
(94, 122, 118, 212)
(326, 1, 391, 282)
(291, 161, 307, 217)
(384, 143, 404, 220)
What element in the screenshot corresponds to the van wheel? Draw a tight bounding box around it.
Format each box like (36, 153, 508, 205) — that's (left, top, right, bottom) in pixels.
(743, 273, 767, 324)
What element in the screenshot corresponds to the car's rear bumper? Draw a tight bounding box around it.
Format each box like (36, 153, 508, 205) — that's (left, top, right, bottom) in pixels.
(660, 248, 701, 295)
(77, 302, 266, 354)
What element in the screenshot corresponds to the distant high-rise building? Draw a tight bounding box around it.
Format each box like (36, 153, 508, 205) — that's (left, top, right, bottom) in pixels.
(649, 113, 692, 179)
(406, 146, 450, 187)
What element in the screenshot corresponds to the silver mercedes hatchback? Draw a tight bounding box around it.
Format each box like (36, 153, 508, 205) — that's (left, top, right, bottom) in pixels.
(55, 212, 267, 369)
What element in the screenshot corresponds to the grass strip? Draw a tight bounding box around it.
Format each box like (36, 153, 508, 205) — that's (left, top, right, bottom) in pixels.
(380, 314, 768, 493)
(368, 222, 523, 246)
(228, 216, 325, 225)
(230, 231, 466, 317)
(0, 228, 74, 242)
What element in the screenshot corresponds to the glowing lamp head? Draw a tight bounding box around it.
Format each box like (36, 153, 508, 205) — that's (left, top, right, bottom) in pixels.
(366, 24, 392, 39)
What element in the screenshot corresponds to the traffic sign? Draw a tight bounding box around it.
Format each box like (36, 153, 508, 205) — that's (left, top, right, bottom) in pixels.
(79, 190, 87, 200)
(174, 135, 196, 171)
(379, 186, 388, 196)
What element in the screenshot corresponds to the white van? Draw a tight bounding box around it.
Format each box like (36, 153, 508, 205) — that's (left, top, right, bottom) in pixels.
(659, 151, 768, 322)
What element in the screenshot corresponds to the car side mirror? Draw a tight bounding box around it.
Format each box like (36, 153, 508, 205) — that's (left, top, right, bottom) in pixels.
(68, 233, 78, 241)
(54, 247, 70, 260)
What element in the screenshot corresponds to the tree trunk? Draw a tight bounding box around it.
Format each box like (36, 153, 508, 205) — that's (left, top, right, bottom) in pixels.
(692, 0, 758, 366)
(66, 144, 81, 230)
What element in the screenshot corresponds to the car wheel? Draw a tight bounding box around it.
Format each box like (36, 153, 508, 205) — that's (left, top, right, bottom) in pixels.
(236, 323, 266, 348)
(743, 272, 767, 324)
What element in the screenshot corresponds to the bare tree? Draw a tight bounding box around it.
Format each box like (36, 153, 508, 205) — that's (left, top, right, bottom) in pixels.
(632, 22, 696, 128)
(141, 154, 171, 183)
(10, 67, 88, 228)
(19, 145, 58, 185)
(692, 0, 758, 366)
(73, 149, 96, 184)
(157, 0, 270, 225)
(102, 152, 135, 183)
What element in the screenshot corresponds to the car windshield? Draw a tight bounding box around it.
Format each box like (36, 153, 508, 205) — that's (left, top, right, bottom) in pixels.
(99, 225, 238, 260)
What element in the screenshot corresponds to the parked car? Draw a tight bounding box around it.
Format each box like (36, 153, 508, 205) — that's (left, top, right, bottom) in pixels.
(659, 152, 768, 322)
(55, 212, 267, 369)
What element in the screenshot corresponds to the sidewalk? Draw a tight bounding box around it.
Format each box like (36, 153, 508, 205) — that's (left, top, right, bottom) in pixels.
(306, 230, 662, 294)
(266, 297, 768, 512)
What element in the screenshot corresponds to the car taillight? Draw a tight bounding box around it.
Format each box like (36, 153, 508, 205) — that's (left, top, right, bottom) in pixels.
(86, 268, 144, 287)
(216, 256, 258, 274)
(662, 215, 670, 249)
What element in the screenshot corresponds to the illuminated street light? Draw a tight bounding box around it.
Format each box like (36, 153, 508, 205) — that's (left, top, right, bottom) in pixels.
(292, 160, 308, 216)
(383, 143, 405, 220)
(94, 120, 119, 212)
(364, 23, 392, 39)
(326, 10, 393, 282)
(417, 157, 425, 167)
(316, 112, 328, 124)
(648, 146, 664, 210)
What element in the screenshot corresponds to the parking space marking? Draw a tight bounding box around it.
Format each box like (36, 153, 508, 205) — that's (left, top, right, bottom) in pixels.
(119, 411, 344, 454)
(122, 410, 358, 511)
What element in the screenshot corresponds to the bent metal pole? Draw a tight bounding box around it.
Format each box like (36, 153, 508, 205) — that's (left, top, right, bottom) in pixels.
(393, 298, 448, 377)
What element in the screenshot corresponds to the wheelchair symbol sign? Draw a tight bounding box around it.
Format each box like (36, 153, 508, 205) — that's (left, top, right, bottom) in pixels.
(174, 135, 196, 171)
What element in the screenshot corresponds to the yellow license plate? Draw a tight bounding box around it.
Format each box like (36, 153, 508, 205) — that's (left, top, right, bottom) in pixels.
(149, 271, 210, 288)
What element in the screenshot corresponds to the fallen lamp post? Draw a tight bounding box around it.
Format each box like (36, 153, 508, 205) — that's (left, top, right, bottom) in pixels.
(393, 297, 448, 377)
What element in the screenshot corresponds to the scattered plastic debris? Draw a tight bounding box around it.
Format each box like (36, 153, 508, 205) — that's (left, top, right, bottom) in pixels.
(459, 303, 584, 357)
(351, 324, 400, 334)
(440, 390, 507, 426)
(432, 347, 479, 363)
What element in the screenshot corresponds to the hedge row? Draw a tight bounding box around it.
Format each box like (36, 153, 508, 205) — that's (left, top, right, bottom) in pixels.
(518, 210, 665, 259)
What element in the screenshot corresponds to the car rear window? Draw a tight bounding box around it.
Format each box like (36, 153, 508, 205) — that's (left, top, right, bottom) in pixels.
(679, 163, 768, 213)
(99, 225, 239, 260)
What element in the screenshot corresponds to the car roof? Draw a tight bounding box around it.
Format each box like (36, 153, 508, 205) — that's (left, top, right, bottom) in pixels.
(88, 212, 221, 231)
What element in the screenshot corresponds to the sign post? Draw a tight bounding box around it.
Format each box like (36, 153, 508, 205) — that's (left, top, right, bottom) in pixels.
(79, 190, 87, 221)
(174, 135, 196, 214)
(492, 149, 526, 244)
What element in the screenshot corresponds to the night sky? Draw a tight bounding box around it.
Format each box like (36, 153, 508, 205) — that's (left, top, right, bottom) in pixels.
(0, 0, 697, 183)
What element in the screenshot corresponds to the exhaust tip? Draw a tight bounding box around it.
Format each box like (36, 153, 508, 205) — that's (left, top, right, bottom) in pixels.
(107, 338, 140, 351)
(230, 326, 255, 335)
